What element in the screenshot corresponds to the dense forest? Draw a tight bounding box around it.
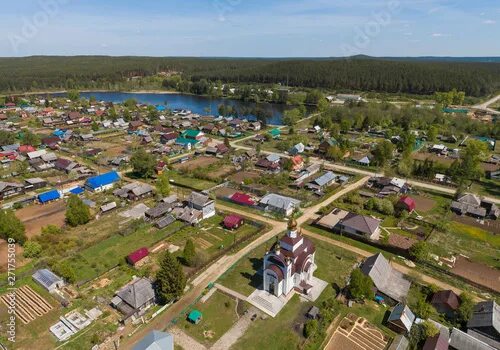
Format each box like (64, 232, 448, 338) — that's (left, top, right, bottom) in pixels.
(0, 56, 499, 96)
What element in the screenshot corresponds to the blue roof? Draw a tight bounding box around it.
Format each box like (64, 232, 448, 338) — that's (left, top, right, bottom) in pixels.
(85, 171, 120, 190)
(69, 186, 84, 195)
(53, 129, 65, 137)
(38, 189, 60, 203)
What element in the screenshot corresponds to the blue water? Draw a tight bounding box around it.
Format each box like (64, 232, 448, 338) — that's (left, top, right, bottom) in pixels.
(62, 91, 290, 125)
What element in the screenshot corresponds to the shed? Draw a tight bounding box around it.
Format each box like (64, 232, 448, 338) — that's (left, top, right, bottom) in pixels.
(306, 306, 320, 319)
(188, 310, 202, 324)
(397, 196, 416, 213)
(223, 215, 244, 230)
(387, 303, 415, 334)
(431, 290, 460, 318)
(230, 192, 255, 206)
(69, 186, 84, 195)
(127, 247, 149, 266)
(32, 269, 64, 292)
(38, 189, 61, 204)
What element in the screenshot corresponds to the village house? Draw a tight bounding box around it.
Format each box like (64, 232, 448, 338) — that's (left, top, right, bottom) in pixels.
(289, 143, 305, 155)
(316, 208, 382, 240)
(186, 192, 215, 219)
(229, 192, 256, 206)
(368, 177, 409, 197)
(317, 138, 337, 154)
(85, 171, 120, 192)
(466, 301, 500, 349)
(0, 181, 25, 200)
(205, 143, 230, 156)
(259, 193, 301, 217)
(256, 153, 281, 173)
(24, 177, 47, 191)
(431, 290, 460, 319)
(290, 155, 304, 171)
(111, 278, 155, 324)
(451, 193, 499, 220)
(306, 171, 337, 193)
(360, 253, 411, 303)
(449, 327, 497, 350)
(113, 183, 153, 201)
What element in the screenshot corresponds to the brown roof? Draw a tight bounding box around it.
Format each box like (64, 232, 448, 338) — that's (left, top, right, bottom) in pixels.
(342, 212, 381, 236)
(431, 290, 460, 311)
(267, 264, 284, 282)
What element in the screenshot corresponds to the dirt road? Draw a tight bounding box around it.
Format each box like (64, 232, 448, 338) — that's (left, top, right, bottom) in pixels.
(473, 94, 500, 115)
(302, 229, 484, 302)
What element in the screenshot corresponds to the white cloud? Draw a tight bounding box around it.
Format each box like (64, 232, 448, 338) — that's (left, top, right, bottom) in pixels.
(482, 19, 496, 25)
(431, 33, 450, 38)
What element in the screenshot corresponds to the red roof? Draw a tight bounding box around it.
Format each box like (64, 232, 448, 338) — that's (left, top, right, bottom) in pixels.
(223, 215, 243, 229)
(230, 192, 255, 206)
(398, 196, 416, 212)
(291, 155, 303, 165)
(19, 145, 36, 154)
(127, 247, 149, 265)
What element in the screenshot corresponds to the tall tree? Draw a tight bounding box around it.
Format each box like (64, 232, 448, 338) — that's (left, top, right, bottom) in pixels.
(131, 148, 156, 178)
(156, 252, 186, 304)
(183, 239, 196, 267)
(66, 195, 91, 227)
(156, 172, 171, 197)
(0, 209, 27, 244)
(348, 269, 374, 300)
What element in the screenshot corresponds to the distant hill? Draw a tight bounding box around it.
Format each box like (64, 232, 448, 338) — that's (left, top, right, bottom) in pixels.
(0, 55, 499, 96)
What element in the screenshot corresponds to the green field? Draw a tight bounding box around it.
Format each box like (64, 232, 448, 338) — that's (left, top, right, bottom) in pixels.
(429, 221, 500, 268)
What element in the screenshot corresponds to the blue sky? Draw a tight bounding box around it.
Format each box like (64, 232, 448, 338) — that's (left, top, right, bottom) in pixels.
(0, 0, 498, 57)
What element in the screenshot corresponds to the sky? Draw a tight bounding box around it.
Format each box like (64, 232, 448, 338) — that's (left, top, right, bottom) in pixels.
(0, 0, 498, 57)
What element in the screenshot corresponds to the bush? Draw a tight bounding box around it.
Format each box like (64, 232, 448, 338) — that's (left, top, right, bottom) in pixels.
(304, 319, 318, 338)
(23, 241, 42, 258)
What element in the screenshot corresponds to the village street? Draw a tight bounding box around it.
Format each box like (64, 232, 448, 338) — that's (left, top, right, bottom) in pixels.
(120, 173, 483, 349)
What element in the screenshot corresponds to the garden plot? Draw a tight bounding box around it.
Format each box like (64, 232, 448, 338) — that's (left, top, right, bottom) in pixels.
(0, 285, 53, 324)
(15, 200, 66, 236)
(325, 314, 389, 350)
(173, 156, 219, 171)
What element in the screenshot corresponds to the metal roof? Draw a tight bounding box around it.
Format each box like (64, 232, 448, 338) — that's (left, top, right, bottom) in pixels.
(32, 269, 63, 288)
(132, 330, 173, 350)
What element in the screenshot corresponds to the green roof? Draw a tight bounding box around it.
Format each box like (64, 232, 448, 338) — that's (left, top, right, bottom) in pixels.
(176, 137, 199, 145)
(182, 129, 202, 138)
(188, 310, 202, 322)
(269, 128, 281, 136)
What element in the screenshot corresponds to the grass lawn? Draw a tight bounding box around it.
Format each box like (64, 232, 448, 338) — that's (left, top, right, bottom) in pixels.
(66, 221, 185, 282)
(232, 294, 306, 350)
(167, 171, 218, 191)
(179, 291, 238, 346)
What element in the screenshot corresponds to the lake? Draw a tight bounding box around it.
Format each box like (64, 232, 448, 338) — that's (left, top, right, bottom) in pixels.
(61, 91, 290, 125)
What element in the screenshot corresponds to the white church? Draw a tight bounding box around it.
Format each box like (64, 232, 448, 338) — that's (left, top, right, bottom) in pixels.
(262, 217, 317, 297)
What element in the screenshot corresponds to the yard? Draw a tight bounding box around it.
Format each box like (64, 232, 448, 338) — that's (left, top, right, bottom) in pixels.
(166, 214, 262, 260)
(178, 291, 239, 346)
(65, 220, 185, 283)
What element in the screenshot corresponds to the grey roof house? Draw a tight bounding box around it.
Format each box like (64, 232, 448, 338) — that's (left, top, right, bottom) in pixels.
(187, 192, 215, 219)
(450, 328, 497, 350)
(111, 278, 155, 323)
(360, 253, 411, 303)
(466, 301, 500, 349)
(259, 193, 301, 217)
